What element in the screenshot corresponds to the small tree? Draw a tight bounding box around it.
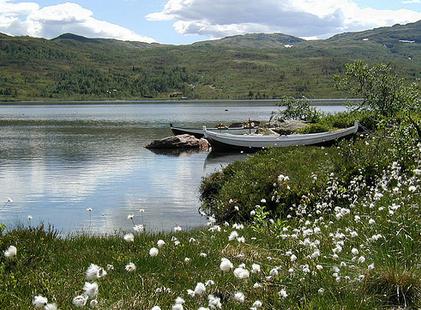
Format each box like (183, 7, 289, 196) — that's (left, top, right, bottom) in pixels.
(272, 96, 321, 123)
(335, 60, 420, 117)
(335, 60, 420, 138)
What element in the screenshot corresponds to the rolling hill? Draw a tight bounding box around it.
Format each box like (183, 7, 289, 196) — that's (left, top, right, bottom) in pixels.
(193, 33, 305, 49)
(0, 21, 420, 101)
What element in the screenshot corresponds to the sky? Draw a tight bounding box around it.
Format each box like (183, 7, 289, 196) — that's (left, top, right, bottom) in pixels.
(0, 0, 421, 44)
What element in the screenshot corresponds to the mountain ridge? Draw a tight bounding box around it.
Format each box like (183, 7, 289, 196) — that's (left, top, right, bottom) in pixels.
(0, 21, 420, 100)
(1, 19, 420, 48)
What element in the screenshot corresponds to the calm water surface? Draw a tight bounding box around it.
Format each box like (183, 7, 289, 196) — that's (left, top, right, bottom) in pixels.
(0, 102, 347, 234)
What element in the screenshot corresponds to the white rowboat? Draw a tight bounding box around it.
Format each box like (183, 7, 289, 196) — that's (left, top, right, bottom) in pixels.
(204, 122, 359, 152)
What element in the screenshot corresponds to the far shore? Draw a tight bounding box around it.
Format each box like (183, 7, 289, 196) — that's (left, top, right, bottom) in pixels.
(0, 98, 362, 106)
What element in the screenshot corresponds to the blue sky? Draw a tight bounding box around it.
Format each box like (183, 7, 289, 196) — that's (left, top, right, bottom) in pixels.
(29, 0, 205, 43)
(1, 0, 421, 44)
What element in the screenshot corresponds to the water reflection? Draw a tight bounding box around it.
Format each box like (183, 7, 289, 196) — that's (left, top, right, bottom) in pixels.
(203, 152, 249, 171)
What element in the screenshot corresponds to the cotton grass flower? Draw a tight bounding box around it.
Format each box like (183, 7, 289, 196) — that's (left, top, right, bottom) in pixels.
(208, 294, 222, 309)
(172, 297, 185, 310)
(175, 297, 185, 304)
(133, 224, 144, 232)
(151, 307, 161, 310)
(251, 263, 261, 273)
(251, 300, 263, 308)
(269, 267, 279, 277)
(4, 245, 17, 258)
(83, 282, 98, 298)
(86, 264, 107, 280)
(44, 303, 57, 310)
(106, 264, 114, 271)
(32, 295, 48, 308)
(220, 258, 233, 272)
(72, 295, 88, 307)
(157, 240, 165, 248)
(279, 288, 288, 298)
(233, 291, 245, 303)
(174, 225, 182, 232)
(253, 282, 262, 288)
(233, 267, 250, 279)
(124, 233, 135, 242)
(149, 247, 159, 257)
(237, 236, 246, 243)
(194, 282, 206, 296)
(228, 230, 239, 241)
(125, 262, 136, 272)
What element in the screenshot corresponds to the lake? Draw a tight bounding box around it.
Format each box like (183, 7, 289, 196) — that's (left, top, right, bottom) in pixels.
(0, 102, 347, 234)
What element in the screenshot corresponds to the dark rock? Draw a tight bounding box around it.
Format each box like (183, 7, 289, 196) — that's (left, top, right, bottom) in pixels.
(146, 134, 210, 150)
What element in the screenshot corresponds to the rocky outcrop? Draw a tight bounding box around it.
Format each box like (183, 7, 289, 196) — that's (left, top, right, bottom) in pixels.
(146, 134, 210, 150)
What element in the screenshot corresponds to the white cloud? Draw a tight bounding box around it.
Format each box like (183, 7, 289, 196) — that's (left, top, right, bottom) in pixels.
(403, 0, 421, 4)
(0, 1, 155, 42)
(147, 0, 421, 39)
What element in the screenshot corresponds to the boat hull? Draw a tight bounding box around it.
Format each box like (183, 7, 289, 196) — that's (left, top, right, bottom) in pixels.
(205, 123, 359, 152)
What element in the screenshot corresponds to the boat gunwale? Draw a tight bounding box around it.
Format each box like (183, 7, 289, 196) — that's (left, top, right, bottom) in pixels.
(205, 124, 358, 142)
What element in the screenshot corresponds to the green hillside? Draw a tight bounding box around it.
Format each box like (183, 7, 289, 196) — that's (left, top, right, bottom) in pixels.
(193, 33, 305, 49)
(0, 21, 420, 101)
